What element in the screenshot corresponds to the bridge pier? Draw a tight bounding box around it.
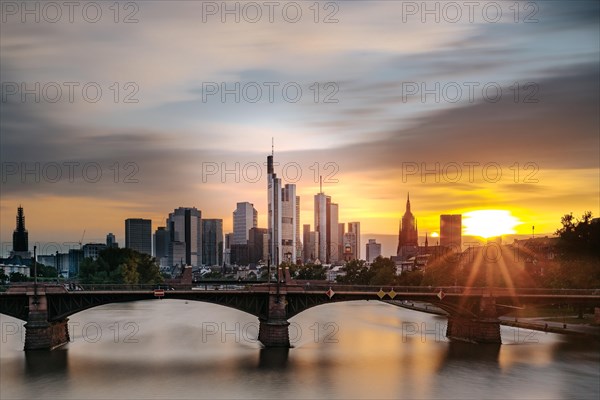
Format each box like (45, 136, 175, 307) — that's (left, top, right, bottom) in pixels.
(446, 316, 501, 344)
(445, 296, 501, 344)
(23, 286, 70, 350)
(25, 316, 70, 350)
(258, 293, 290, 347)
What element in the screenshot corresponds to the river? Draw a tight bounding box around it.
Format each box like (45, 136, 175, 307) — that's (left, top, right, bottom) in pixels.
(1, 300, 599, 399)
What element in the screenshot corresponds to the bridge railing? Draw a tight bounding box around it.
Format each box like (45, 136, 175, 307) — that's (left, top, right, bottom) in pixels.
(63, 283, 253, 292)
(302, 285, 600, 296)
(2, 282, 598, 296)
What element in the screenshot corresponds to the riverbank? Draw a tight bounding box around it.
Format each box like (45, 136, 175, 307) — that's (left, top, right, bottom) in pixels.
(386, 300, 600, 339)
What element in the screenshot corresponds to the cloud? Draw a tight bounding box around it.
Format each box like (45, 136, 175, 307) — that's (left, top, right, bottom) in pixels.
(1, 0, 598, 245)
(297, 62, 599, 171)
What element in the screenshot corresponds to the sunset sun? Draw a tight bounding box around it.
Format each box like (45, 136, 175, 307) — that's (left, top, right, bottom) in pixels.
(463, 210, 521, 238)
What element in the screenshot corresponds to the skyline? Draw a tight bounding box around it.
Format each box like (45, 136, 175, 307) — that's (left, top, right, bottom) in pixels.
(1, 1, 598, 257)
(0, 187, 591, 259)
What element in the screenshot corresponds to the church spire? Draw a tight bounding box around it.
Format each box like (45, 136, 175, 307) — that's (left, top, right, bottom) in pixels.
(396, 219, 402, 255)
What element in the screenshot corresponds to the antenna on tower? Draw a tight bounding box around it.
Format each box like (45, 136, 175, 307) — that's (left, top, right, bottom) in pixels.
(320, 175, 323, 193)
(271, 137, 274, 157)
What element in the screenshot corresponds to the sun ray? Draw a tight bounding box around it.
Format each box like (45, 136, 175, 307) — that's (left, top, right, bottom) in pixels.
(496, 245, 517, 300)
(458, 247, 485, 312)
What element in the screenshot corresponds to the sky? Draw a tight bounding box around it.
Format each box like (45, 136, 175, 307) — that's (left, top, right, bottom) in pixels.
(1, 0, 599, 257)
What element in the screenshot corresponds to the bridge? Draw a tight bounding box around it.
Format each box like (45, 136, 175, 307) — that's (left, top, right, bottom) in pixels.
(1, 282, 599, 350)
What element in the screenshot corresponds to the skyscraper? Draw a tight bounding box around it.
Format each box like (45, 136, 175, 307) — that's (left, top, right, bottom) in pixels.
(11, 206, 30, 257)
(281, 184, 297, 264)
(295, 195, 302, 262)
(202, 219, 223, 266)
(167, 207, 202, 267)
(125, 218, 152, 256)
(233, 202, 258, 245)
(303, 224, 311, 263)
(338, 223, 345, 262)
(314, 190, 328, 263)
(154, 226, 169, 265)
(440, 214, 462, 251)
(308, 231, 320, 263)
(106, 233, 118, 248)
(396, 194, 418, 261)
(329, 203, 339, 262)
(348, 222, 361, 260)
(267, 153, 282, 267)
(223, 233, 233, 266)
(366, 239, 382, 262)
(168, 241, 186, 267)
(248, 227, 267, 264)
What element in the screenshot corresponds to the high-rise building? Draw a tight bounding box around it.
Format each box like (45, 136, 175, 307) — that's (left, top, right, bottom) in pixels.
(106, 233, 118, 248)
(338, 223, 345, 262)
(11, 206, 30, 258)
(366, 239, 382, 262)
(68, 249, 83, 277)
(202, 219, 223, 266)
(37, 251, 80, 278)
(314, 191, 328, 263)
(303, 224, 311, 263)
(225, 233, 233, 250)
(168, 241, 186, 267)
(230, 244, 249, 266)
(262, 232, 269, 265)
(343, 232, 357, 261)
(396, 194, 418, 261)
(233, 202, 257, 245)
(348, 222, 361, 260)
(83, 243, 106, 260)
(223, 233, 234, 266)
(125, 218, 152, 256)
(248, 227, 267, 264)
(440, 214, 462, 251)
(167, 207, 202, 267)
(154, 227, 169, 263)
(308, 231, 320, 263)
(267, 153, 282, 267)
(281, 184, 297, 264)
(295, 196, 302, 262)
(329, 203, 339, 262)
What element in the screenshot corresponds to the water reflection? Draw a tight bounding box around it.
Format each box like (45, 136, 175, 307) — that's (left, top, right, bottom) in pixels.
(258, 347, 289, 369)
(445, 341, 501, 363)
(24, 348, 69, 377)
(1, 301, 598, 400)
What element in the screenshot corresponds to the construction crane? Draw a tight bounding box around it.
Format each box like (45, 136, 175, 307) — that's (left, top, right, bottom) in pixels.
(79, 229, 86, 249)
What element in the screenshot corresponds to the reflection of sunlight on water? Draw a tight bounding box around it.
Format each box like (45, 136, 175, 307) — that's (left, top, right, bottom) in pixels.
(291, 301, 448, 399)
(499, 326, 557, 368)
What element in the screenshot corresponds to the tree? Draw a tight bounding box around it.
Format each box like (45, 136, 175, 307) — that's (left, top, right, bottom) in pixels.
(120, 260, 140, 284)
(397, 270, 423, 286)
(369, 257, 398, 285)
(9, 272, 29, 282)
(296, 264, 326, 280)
(36, 264, 58, 278)
(78, 248, 163, 284)
(0, 270, 9, 284)
(556, 211, 600, 257)
(336, 259, 371, 284)
(549, 211, 600, 288)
